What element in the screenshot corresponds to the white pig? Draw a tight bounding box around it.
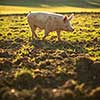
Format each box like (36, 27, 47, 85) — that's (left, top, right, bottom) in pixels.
(27, 12, 74, 41)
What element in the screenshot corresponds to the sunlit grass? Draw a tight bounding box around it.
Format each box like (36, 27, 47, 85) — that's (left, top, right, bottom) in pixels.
(0, 13, 100, 99)
(0, 5, 100, 14)
(0, 14, 100, 60)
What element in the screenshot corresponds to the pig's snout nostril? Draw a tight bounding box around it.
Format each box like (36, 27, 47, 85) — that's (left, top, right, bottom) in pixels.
(71, 28, 74, 32)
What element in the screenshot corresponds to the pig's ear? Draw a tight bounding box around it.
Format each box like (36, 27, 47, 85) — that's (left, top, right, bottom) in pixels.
(63, 16, 68, 22)
(68, 14, 74, 20)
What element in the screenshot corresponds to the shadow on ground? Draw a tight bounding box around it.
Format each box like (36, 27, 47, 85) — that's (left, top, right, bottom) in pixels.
(30, 39, 87, 54)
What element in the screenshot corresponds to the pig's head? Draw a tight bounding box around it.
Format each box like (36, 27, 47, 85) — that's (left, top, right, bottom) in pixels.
(63, 14, 74, 32)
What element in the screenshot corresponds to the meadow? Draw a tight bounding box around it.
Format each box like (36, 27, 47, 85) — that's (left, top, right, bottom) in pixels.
(0, 13, 100, 100)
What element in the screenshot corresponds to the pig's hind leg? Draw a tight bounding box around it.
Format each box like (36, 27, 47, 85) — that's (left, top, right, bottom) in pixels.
(29, 24, 38, 39)
(28, 19, 38, 39)
(42, 29, 49, 40)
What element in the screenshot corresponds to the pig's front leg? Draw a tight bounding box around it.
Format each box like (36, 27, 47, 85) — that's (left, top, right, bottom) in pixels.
(57, 31, 61, 41)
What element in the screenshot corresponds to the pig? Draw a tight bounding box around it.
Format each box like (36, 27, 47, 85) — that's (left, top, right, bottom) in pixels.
(27, 12, 74, 41)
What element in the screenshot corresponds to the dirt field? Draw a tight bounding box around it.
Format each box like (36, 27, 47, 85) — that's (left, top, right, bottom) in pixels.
(0, 13, 100, 100)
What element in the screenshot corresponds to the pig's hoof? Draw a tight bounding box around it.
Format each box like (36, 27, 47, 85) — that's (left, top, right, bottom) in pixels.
(32, 37, 35, 40)
(58, 39, 62, 42)
(36, 37, 40, 40)
(42, 37, 46, 41)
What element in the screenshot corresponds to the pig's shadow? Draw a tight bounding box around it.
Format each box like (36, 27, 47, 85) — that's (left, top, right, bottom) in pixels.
(30, 39, 86, 53)
(30, 40, 74, 50)
(30, 39, 69, 50)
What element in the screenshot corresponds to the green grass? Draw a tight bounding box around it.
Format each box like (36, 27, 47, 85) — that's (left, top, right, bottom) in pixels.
(0, 0, 100, 14)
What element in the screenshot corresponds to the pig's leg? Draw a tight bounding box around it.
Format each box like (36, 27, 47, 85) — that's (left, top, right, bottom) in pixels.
(57, 31, 61, 41)
(29, 24, 38, 39)
(42, 29, 49, 40)
(28, 18, 38, 39)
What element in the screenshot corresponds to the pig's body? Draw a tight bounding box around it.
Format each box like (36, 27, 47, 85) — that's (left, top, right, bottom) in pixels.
(27, 12, 74, 40)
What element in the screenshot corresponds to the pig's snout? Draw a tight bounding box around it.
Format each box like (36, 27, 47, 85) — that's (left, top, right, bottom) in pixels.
(69, 28, 74, 32)
(66, 25, 74, 32)
(71, 28, 74, 32)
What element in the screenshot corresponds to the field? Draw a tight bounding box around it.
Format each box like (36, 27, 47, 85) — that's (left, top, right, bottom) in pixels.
(0, 0, 100, 14)
(0, 13, 100, 100)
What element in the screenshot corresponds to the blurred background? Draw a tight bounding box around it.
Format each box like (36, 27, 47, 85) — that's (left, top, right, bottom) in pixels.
(0, 0, 100, 14)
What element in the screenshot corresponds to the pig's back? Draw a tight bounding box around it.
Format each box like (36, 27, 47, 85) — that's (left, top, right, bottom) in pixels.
(27, 12, 64, 29)
(28, 12, 63, 22)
